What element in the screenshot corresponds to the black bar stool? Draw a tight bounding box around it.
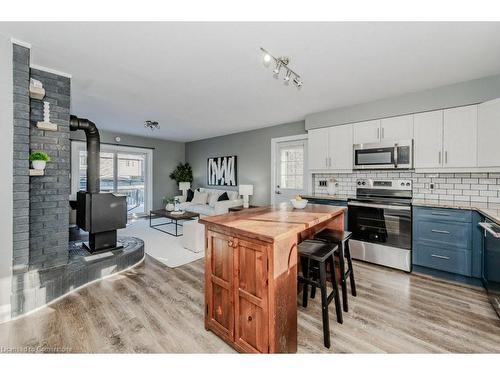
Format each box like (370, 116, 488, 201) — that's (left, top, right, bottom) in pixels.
(298, 239, 343, 349)
(313, 229, 357, 312)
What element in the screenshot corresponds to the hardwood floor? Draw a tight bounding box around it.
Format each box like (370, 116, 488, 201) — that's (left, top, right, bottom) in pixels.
(1, 255, 499, 353)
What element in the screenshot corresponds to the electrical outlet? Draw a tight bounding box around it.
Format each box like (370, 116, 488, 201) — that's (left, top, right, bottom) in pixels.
(429, 183, 435, 190)
(319, 180, 327, 187)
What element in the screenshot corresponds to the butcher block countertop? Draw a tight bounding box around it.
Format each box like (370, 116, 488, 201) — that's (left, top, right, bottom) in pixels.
(199, 203, 346, 243)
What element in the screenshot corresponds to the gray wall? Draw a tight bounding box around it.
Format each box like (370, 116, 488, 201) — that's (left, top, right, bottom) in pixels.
(306, 73, 500, 130)
(70, 130, 185, 210)
(0, 36, 13, 322)
(185, 121, 306, 206)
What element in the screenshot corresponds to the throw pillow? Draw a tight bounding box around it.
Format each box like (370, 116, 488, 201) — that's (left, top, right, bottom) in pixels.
(208, 192, 221, 207)
(186, 189, 194, 202)
(217, 192, 229, 201)
(191, 191, 208, 205)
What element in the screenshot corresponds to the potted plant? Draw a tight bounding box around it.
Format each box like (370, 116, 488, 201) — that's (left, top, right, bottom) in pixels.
(169, 163, 193, 184)
(163, 197, 178, 211)
(29, 151, 51, 170)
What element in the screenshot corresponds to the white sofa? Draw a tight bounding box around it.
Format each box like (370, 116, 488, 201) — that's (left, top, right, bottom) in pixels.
(175, 188, 243, 216)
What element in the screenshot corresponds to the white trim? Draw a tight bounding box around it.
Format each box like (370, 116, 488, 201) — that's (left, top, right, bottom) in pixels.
(30, 64, 72, 78)
(5, 255, 145, 323)
(70, 140, 153, 214)
(10, 38, 31, 49)
(270, 134, 310, 205)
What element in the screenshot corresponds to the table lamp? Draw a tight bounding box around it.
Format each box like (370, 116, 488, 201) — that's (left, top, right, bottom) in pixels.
(239, 184, 254, 208)
(179, 182, 191, 197)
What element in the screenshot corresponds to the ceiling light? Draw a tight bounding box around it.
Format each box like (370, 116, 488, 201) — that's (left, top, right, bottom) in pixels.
(260, 47, 303, 89)
(144, 120, 160, 130)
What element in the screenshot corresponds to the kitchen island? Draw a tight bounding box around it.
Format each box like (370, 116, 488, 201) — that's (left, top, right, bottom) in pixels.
(199, 203, 346, 353)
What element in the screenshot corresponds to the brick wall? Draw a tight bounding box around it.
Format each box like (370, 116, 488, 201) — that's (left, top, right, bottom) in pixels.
(12, 44, 30, 275)
(29, 68, 71, 269)
(313, 171, 500, 207)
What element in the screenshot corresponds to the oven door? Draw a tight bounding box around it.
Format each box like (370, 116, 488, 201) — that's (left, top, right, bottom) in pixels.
(353, 144, 396, 170)
(348, 200, 412, 250)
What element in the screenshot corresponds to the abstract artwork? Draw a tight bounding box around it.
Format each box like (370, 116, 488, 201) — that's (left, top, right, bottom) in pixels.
(207, 156, 237, 186)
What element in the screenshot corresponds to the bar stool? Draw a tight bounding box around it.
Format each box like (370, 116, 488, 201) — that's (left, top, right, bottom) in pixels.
(298, 239, 343, 349)
(313, 229, 357, 312)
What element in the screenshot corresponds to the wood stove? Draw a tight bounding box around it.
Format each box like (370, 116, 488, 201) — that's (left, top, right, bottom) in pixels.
(70, 115, 127, 253)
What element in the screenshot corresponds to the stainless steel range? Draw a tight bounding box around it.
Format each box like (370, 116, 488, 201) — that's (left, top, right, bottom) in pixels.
(348, 179, 412, 272)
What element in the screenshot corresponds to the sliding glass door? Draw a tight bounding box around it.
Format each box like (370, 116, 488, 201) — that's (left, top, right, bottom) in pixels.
(71, 141, 153, 216)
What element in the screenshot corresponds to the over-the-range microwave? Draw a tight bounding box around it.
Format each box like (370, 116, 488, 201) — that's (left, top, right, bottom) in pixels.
(353, 140, 413, 170)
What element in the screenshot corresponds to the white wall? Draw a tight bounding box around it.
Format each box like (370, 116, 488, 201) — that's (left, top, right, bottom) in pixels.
(0, 36, 13, 322)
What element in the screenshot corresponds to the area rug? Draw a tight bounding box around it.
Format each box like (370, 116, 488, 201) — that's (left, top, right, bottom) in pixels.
(118, 218, 204, 268)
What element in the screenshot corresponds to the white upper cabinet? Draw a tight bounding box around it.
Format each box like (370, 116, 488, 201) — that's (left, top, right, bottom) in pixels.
(308, 127, 329, 170)
(414, 110, 444, 169)
(328, 124, 353, 171)
(380, 115, 414, 141)
(478, 98, 500, 167)
(443, 105, 477, 168)
(353, 119, 381, 144)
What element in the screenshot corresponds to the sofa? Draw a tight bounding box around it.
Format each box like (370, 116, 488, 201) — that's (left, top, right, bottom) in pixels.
(175, 187, 243, 216)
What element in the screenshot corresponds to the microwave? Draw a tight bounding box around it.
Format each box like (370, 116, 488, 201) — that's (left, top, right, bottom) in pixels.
(353, 140, 413, 170)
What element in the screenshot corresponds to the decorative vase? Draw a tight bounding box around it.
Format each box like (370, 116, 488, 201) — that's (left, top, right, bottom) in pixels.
(32, 160, 46, 170)
(166, 203, 175, 211)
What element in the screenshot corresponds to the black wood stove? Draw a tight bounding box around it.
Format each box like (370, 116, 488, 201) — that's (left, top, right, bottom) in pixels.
(70, 115, 127, 253)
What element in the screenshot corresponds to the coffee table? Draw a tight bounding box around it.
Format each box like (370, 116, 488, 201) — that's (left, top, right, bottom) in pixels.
(149, 209, 200, 237)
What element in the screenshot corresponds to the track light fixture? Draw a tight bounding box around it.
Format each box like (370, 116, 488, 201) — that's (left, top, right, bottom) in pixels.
(144, 120, 160, 130)
(260, 47, 303, 89)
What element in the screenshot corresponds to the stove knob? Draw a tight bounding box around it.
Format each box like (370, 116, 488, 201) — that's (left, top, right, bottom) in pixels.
(357, 181, 362, 185)
(401, 182, 405, 186)
(406, 182, 411, 187)
(361, 181, 366, 185)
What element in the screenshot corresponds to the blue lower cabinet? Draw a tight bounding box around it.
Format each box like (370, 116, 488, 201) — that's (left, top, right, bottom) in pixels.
(471, 211, 484, 279)
(413, 243, 471, 276)
(413, 206, 478, 278)
(307, 198, 348, 228)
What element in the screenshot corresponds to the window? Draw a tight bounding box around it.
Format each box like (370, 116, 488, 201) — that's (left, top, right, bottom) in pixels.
(279, 144, 304, 189)
(71, 141, 152, 216)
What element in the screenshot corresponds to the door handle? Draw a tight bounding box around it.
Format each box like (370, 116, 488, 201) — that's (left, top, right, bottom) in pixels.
(431, 229, 450, 234)
(431, 254, 450, 260)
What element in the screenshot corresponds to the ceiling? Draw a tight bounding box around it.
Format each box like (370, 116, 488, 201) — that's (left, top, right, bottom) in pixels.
(1, 22, 500, 142)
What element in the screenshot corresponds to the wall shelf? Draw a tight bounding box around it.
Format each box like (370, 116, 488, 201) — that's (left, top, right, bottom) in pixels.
(36, 121, 57, 131)
(29, 169, 44, 176)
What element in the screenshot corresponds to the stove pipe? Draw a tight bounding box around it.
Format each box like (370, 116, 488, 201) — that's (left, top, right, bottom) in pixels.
(69, 115, 100, 194)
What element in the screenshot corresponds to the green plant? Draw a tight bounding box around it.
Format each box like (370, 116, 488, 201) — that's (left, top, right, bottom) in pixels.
(169, 162, 193, 184)
(162, 196, 176, 205)
(29, 151, 51, 162)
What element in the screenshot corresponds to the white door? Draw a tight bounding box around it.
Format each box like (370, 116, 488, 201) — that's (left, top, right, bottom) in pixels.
(353, 119, 381, 144)
(443, 105, 478, 168)
(380, 114, 414, 141)
(273, 139, 307, 204)
(478, 98, 500, 167)
(307, 128, 329, 170)
(328, 124, 353, 171)
(414, 110, 444, 169)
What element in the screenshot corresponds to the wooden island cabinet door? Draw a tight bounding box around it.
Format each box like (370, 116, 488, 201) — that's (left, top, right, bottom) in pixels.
(205, 230, 235, 342)
(233, 239, 269, 353)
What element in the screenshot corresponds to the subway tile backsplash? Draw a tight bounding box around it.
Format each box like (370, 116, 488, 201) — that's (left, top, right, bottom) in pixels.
(312, 171, 500, 204)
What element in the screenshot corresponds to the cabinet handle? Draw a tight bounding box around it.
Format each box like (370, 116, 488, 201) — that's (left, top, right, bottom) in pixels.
(325, 157, 328, 168)
(431, 212, 449, 217)
(431, 254, 450, 260)
(445, 150, 448, 164)
(438, 151, 441, 164)
(431, 229, 450, 234)
(247, 316, 253, 322)
(377, 128, 380, 139)
(381, 127, 384, 139)
(329, 157, 332, 167)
